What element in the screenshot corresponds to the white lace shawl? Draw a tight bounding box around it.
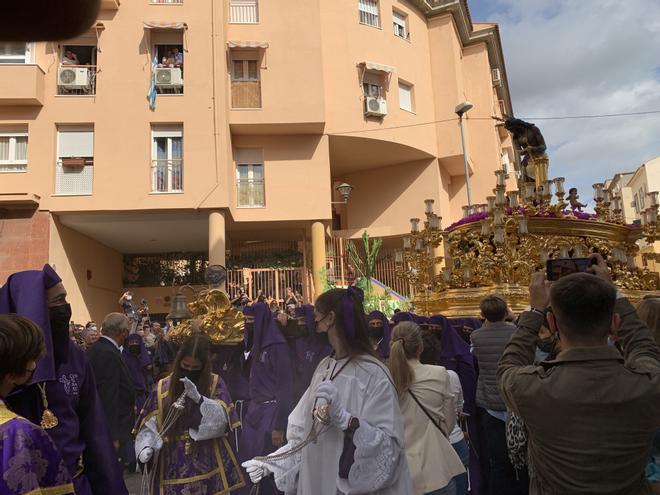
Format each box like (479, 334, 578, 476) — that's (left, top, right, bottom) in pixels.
(263, 355, 413, 495)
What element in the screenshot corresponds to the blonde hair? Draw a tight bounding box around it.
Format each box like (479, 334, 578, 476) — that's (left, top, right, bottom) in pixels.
(636, 297, 660, 348)
(388, 321, 423, 397)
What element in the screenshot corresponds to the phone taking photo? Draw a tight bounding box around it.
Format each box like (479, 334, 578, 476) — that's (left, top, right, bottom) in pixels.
(546, 257, 595, 281)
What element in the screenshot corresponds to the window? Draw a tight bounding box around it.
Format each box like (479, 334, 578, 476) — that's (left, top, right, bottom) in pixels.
(153, 40, 184, 94)
(393, 10, 408, 39)
(639, 186, 646, 209)
(363, 71, 384, 98)
(58, 45, 97, 95)
(150, 0, 184, 3)
(56, 126, 94, 195)
(0, 43, 31, 64)
(231, 54, 261, 108)
(230, 0, 259, 24)
(633, 193, 639, 214)
(0, 130, 28, 173)
(236, 149, 264, 207)
(359, 0, 380, 28)
(398, 80, 413, 112)
(151, 126, 183, 193)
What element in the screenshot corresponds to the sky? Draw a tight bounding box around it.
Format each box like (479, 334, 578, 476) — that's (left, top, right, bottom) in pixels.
(468, 0, 660, 200)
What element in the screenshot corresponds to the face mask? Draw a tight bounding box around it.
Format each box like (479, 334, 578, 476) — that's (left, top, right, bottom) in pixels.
(49, 303, 72, 345)
(315, 331, 330, 346)
(182, 369, 202, 383)
(537, 336, 556, 354)
(129, 345, 141, 355)
(367, 325, 384, 342)
(126, 295, 132, 301)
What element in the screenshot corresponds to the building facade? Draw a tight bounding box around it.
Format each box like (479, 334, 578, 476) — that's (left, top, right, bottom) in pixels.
(605, 156, 660, 271)
(0, 0, 513, 323)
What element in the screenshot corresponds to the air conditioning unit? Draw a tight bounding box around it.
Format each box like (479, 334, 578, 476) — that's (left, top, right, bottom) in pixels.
(492, 68, 502, 86)
(155, 68, 183, 88)
(58, 67, 89, 88)
(365, 96, 387, 117)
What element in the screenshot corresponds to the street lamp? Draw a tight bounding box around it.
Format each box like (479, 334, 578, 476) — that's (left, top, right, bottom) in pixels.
(332, 182, 354, 204)
(455, 101, 474, 207)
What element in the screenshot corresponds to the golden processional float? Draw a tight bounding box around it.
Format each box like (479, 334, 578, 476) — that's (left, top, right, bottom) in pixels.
(395, 136, 660, 317)
(166, 266, 245, 345)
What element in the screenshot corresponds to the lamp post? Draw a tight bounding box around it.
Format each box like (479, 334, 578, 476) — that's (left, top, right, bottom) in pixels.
(455, 101, 474, 207)
(331, 182, 354, 204)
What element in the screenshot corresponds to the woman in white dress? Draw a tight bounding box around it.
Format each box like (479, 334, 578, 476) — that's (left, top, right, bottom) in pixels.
(242, 287, 413, 495)
(389, 321, 465, 495)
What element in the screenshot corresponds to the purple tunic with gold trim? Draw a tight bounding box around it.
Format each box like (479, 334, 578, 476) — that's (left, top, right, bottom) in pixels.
(0, 402, 74, 495)
(134, 373, 245, 495)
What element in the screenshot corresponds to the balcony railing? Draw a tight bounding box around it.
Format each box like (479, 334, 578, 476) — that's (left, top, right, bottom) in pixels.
(230, 2, 258, 23)
(237, 178, 265, 207)
(151, 159, 183, 193)
(231, 81, 261, 109)
(150, 0, 183, 3)
(55, 159, 93, 195)
(57, 66, 97, 96)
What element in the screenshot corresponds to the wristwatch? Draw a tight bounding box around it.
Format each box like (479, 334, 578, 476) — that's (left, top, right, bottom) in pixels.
(344, 416, 360, 435)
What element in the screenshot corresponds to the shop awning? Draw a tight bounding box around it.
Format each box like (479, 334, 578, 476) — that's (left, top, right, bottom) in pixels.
(227, 40, 269, 49)
(361, 61, 396, 73)
(143, 21, 188, 30)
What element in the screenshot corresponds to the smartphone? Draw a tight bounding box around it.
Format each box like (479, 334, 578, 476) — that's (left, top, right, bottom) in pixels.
(546, 258, 594, 281)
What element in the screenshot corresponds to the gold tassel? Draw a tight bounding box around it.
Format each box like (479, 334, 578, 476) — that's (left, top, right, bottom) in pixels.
(37, 383, 59, 429)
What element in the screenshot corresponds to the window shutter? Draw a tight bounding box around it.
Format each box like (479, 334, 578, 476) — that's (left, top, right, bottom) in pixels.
(398, 82, 412, 112)
(58, 129, 94, 157)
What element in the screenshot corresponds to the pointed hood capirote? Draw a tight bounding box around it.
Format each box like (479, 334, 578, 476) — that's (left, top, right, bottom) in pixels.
(0, 264, 63, 383)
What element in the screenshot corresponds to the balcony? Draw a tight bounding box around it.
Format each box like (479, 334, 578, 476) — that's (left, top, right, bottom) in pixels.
(57, 66, 97, 96)
(151, 159, 183, 193)
(237, 178, 265, 207)
(231, 81, 261, 109)
(55, 159, 94, 196)
(0, 65, 45, 106)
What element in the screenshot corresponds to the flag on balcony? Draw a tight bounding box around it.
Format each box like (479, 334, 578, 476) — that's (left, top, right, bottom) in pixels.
(147, 55, 158, 111)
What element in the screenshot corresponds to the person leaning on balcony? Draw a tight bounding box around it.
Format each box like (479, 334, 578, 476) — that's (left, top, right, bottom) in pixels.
(62, 49, 79, 65)
(389, 321, 465, 495)
(498, 255, 660, 495)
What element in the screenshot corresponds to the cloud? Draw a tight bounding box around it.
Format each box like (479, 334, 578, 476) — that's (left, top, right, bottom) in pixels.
(473, 0, 660, 197)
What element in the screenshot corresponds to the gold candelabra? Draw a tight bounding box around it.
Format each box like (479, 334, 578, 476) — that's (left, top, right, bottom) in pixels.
(395, 163, 660, 316)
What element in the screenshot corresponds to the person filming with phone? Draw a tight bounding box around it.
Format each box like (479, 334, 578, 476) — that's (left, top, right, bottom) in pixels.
(497, 253, 660, 495)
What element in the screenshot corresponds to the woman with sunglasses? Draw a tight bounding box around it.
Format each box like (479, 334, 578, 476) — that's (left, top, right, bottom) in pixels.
(0, 314, 74, 494)
(134, 334, 245, 494)
(242, 287, 414, 495)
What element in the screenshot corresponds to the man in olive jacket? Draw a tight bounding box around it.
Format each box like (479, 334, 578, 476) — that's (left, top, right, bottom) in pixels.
(498, 255, 660, 495)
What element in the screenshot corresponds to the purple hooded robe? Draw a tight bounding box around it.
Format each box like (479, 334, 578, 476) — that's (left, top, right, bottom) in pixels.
(238, 303, 292, 495)
(1, 265, 127, 495)
(367, 310, 392, 360)
(122, 333, 152, 415)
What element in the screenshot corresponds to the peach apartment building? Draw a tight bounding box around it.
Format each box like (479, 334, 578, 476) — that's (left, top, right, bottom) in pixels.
(0, 0, 514, 323)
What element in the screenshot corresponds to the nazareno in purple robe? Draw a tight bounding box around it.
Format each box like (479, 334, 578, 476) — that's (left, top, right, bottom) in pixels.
(0, 401, 74, 495)
(122, 333, 152, 415)
(429, 313, 484, 495)
(134, 373, 245, 495)
(238, 302, 292, 495)
(367, 310, 392, 360)
(1, 265, 127, 495)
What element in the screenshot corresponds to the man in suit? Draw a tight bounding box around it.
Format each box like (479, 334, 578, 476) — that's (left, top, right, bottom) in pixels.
(88, 313, 135, 467)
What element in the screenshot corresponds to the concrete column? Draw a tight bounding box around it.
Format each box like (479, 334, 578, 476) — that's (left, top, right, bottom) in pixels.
(208, 210, 226, 267)
(311, 221, 326, 299)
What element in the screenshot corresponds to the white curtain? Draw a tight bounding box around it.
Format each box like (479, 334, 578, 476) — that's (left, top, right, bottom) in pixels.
(0, 137, 9, 161)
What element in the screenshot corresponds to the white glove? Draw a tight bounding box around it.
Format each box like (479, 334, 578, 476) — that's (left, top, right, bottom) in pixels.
(315, 381, 351, 430)
(180, 377, 202, 403)
(241, 459, 271, 484)
(138, 447, 154, 463)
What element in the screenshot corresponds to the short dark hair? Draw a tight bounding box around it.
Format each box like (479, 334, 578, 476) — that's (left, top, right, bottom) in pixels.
(550, 273, 616, 344)
(0, 314, 45, 381)
(569, 187, 578, 194)
(480, 295, 508, 322)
